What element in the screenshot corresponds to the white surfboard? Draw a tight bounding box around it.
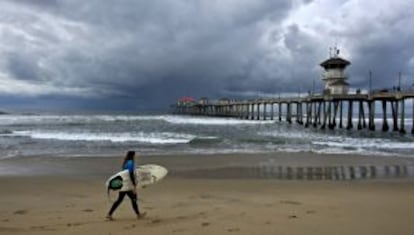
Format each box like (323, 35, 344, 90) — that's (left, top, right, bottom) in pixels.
(106, 164, 168, 191)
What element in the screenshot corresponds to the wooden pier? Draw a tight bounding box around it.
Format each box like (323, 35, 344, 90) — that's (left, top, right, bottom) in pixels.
(174, 50, 414, 134)
(173, 90, 414, 134)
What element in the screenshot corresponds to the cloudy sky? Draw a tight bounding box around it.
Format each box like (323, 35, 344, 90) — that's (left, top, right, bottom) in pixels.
(0, 0, 413, 112)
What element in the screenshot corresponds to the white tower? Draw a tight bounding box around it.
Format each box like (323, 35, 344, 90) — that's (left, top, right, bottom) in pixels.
(320, 48, 350, 95)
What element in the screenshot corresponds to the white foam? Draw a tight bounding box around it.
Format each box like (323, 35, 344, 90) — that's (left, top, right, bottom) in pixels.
(0, 114, 275, 126)
(162, 115, 274, 125)
(0, 114, 167, 126)
(12, 130, 195, 144)
(258, 129, 338, 141)
(312, 138, 414, 149)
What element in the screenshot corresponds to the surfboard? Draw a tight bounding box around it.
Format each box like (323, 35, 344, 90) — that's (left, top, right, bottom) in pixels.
(106, 164, 168, 191)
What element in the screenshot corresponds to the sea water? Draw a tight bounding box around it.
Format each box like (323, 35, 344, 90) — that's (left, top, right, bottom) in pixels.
(0, 114, 413, 159)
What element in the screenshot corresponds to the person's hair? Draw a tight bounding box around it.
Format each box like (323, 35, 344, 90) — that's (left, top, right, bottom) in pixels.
(122, 151, 135, 166)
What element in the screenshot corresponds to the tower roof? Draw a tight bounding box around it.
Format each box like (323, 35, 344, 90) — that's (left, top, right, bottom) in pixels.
(320, 57, 351, 67)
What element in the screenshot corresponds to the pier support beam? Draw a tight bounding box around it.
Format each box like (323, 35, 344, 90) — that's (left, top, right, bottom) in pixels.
(328, 101, 335, 129)
(314, 102, 321, 127)
(357, 101, 366, 130)
(305, 102, 310, 127)
(318, 102, 322, 125)
(312, 102, 316, 127)
(347, 101, 353, 130)
(321, 101, 327, 129)
(362, 102, 367, 128)
(357, 101, 362, 130)
(339, 101, 343, 128)
(382, 101, 389, 131)
(270, 103, 274, 120)
(250, 103, 255, 120)
(287, 103, 292, 124)
(368, 100, 376, 131)
(279, 103, 282, 122)
(330, 101, 339, 129)
(412, 99, 414, 134)
(400, 99, 406, 134)
(391, 101, 399, 132)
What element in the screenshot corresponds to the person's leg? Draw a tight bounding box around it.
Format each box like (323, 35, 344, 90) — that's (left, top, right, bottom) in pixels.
(107, 191, 126, 217)
(126, 191, 140, 215)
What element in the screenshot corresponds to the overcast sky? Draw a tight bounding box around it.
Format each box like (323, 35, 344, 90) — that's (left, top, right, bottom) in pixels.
(0, 0, 413, 112)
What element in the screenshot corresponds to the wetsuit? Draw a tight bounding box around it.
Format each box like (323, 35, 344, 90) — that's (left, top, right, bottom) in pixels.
(108, 160, 140, 216)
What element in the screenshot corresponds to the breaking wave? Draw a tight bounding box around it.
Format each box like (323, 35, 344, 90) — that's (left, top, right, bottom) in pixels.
(12, 130, 195, 144)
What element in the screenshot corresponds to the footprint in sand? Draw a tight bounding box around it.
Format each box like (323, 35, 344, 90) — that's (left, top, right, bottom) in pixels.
(288, 215, 298, 219)
(150, 219, 162, 224)
(176, 215, 188, 220)
(172, 202, 190, 208)
(123, 224, 136, 230)
(201, 222, 210, 227)
(306, 210, 316, 214)
(280, 200, 303, 205)
(227, 228, 240, 232)
(67, 222, 82, 227)
(2, 219, 10, 222)
(82, 209, 94, 213)
(199, 194, 213, 199)
(65, 203, 75, 208)
(14, 210, 28, 215)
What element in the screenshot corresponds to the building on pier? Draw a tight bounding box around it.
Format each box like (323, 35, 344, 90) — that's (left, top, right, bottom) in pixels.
(320, 48, 350, 95)
(177, 96, 196, 106)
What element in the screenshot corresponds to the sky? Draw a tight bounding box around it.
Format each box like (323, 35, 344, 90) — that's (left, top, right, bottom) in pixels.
(0, 0, 413, 112)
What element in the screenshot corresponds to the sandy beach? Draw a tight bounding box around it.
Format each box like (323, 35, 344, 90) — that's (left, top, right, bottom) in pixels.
(1, 153, 414, 235)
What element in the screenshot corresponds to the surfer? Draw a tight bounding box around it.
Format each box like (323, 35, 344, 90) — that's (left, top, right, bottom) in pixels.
(106, 151, 146, 220)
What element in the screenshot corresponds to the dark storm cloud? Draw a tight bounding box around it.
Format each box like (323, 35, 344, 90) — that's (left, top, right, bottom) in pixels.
(9, 0, 59, 9)
(7, 52, 40, 81)
(0, 0, 413, 111)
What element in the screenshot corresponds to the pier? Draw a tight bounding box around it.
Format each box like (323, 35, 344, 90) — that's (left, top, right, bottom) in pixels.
(173, 49, 414, 134)
(174, 91, 414, 134)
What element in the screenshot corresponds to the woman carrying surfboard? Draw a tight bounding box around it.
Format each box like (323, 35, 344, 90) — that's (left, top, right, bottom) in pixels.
(106, 151, 146, 220)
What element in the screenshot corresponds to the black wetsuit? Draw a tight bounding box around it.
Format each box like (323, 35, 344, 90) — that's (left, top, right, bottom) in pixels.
(108, 160, 140, 216)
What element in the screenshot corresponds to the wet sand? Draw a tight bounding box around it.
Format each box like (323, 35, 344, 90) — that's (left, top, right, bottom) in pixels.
(1, 153, 414, 234)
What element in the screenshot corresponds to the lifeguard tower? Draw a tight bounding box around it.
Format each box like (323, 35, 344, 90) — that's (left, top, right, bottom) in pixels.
(320, 48, 351, 95)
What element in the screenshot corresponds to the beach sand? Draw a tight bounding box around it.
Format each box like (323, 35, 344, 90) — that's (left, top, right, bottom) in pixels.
(1, 153, 414, 235)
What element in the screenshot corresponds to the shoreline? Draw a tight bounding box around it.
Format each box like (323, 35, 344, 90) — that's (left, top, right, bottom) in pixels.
(1, 151, 414, 180)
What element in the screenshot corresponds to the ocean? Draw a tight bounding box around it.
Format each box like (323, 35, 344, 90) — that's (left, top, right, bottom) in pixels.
(0, 114, 413, 159)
